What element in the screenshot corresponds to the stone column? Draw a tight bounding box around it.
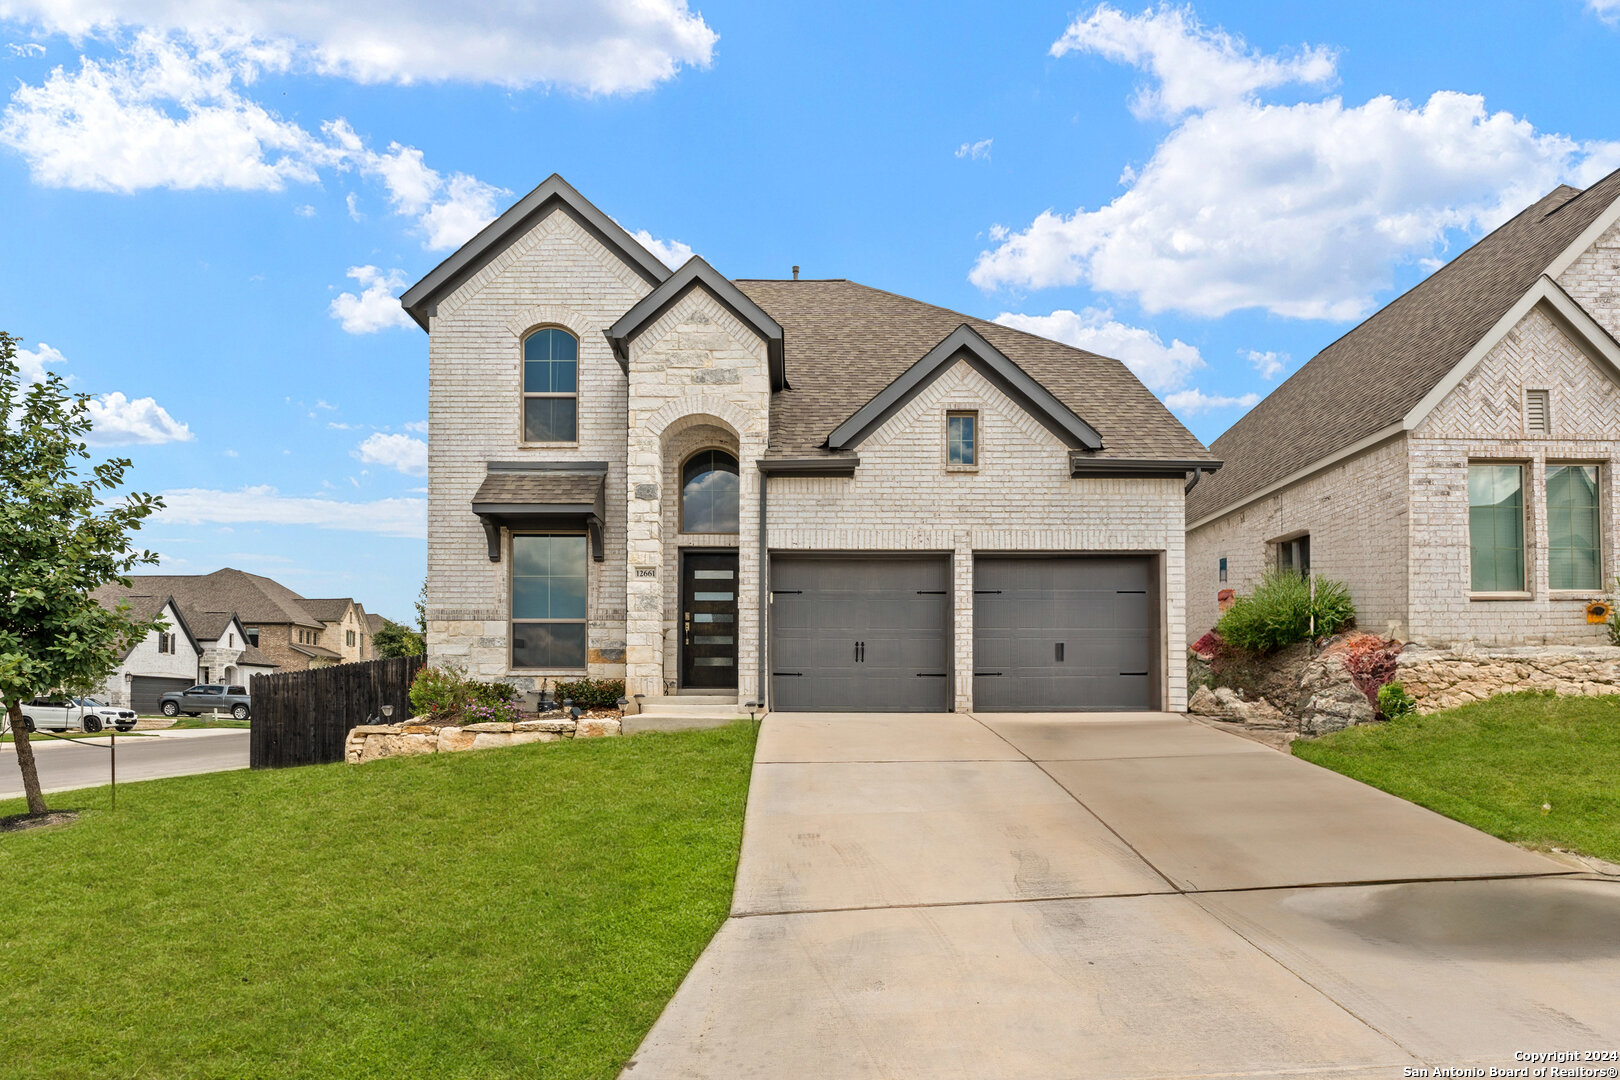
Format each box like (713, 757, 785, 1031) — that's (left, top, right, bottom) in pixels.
(625, 426, 664, 699)
(953, 534, 974, 711)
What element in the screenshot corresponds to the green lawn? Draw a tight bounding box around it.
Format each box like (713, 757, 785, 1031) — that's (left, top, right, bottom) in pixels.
(0, 721, 759, 1080)
(164, 716, 252, 729)
(1, 729, 154, 743)
(1293, 691, 1620, 863)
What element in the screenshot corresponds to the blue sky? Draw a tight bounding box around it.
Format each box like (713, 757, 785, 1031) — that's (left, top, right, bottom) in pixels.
(2, 0, 1618, 621)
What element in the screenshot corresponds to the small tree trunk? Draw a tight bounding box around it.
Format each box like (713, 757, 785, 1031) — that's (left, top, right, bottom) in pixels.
(6, 698, 46, 815)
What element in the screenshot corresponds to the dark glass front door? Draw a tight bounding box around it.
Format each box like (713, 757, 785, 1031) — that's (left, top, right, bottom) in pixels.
(681, 551, 739, 689)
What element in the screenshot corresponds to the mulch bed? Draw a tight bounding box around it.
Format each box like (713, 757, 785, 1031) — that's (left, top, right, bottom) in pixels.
(1, 810, 81, 833)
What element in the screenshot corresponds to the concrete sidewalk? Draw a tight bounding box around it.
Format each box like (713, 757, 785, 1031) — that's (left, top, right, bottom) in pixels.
(626, 712, 1620, 1078)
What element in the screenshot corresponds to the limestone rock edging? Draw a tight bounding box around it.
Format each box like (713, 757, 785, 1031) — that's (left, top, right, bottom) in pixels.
(345, 715, 623, 764)
(1397, 644, 1620, 713)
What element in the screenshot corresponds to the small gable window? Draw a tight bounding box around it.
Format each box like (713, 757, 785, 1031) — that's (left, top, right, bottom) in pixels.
(682, 449, 740, 534)
(947, 411, 977, 467)
(523, 328, 579, 443)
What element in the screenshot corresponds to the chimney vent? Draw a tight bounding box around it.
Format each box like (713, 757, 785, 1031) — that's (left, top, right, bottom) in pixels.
(791, 265, 799, 281)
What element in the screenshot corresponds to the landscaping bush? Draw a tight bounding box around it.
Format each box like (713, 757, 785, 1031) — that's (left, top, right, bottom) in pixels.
(1215, 570, 1356, 653)
(1377, 681, 1416, 720)
(554, 678, 626, 709)
(408, 666, 519, 722)
(1337, 633, 1403, 708)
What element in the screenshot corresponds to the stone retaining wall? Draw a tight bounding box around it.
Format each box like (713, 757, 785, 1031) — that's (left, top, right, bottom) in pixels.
(345, 716, 622, 765)
(1396, 645, 1620, 713)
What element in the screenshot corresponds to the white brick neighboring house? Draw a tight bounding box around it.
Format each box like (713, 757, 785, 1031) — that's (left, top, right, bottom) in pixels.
(404, 176, 1217, 713)
(92, 595, 202, 710)
(1187, 170, 1620, 649)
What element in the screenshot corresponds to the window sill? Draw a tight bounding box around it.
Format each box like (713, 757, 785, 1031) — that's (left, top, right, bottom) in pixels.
(509, 668, 590, 677)
(1469, 591, 1533, 601)
(517, 442, 580, 450)
(945, 464, 980, 473)
(1549, 590, 1606, 600)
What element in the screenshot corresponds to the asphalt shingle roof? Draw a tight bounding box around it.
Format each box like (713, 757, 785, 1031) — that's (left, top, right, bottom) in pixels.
(92, 567, 327, 641)
(735, 280, 1213, 462)
(472, 469, 606, 505)
(1187, 170, 1620, 524)
(300, 598, 355, 623)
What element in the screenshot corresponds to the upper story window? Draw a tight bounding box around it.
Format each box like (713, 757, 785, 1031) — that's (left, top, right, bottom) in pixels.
(245, 627, 259, 647)
(346, 629, 356, 647)
(682, 449, 740, 533)
(1468, 463, 1525, 593)
(523, 328, 579, 443)
(158, 632, 174, 654)
(947, 411, 977, 467)
(1547, 464, 1600, 591)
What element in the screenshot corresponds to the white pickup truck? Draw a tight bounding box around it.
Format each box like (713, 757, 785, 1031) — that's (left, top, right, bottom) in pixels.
(16, 696, 138, 734)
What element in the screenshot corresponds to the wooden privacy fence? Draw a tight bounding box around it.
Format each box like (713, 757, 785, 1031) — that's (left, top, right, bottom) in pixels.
(250, 655, 426, 769)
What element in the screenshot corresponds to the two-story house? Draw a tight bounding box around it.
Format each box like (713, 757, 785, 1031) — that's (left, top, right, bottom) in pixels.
(404, 176, 1219, 713)
(1187, 169, 1620, 647)
(303, 598, 373, 663)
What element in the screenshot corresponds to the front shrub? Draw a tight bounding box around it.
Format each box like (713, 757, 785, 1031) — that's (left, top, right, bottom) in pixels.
(1338, 633, 1402, 708)
(1377, 681, 1416, 720)
(1216, 570, 1356, 653)
(408, 666, 518, 722)
(553, 678, 626, 709)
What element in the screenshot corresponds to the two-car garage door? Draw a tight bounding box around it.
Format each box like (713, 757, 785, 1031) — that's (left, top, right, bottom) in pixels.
(768, 553, 1159, 712)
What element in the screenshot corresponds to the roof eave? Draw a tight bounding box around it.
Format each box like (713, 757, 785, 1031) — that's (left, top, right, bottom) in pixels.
(400, 174, 672, 330)
(1069, 455, 1222, 479)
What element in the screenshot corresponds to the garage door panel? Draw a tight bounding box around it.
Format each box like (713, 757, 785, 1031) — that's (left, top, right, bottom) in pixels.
(974, 556, 1158, 712)
(130, 676, 194, 714)
(771, 556, 950, 712)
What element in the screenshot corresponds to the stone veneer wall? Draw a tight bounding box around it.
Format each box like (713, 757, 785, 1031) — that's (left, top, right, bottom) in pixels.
(767, 360, 1189, 712)
(660, 422, 742, 690)
(624, 290, 770, 702)
(345, 716, 622, 764)
(1185, 435, 1411, 645)
(1406, 305, 1620, 646)
(1397, 644, 1620, 712)
(425, 207, 648, 689)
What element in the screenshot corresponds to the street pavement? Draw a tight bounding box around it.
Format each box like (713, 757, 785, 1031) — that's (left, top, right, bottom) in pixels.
(0, 729, 249, 798)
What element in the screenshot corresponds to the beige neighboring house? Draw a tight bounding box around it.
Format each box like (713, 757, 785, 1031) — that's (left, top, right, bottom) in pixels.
(302, 598, 373, 663)
(1187, 169, 1620, 647)
(404, 175, 1218, 714)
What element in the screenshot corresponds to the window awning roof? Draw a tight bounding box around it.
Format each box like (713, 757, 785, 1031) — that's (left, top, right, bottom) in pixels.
(471, 461, 608, 562)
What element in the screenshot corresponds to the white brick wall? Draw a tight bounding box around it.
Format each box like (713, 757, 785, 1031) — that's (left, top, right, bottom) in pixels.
(97, 600, 199, 705)
(769, 361, 1189, 712)
(1185, 435, 1410, 644)
(1406, 304, 1620, 645)
(425, 208, 649, 686)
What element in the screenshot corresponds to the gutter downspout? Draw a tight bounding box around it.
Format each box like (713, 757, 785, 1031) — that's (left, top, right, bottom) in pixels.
(1184, 467, 1204, 494)
(757, 468, 769, 712)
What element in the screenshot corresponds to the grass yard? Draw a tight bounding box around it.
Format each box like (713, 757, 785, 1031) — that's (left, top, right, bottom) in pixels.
(0, 721, 759, 1080)
(1294, 691, 1620, 863)
(164, 716, 252, 729)
(1, 729, 154, 743)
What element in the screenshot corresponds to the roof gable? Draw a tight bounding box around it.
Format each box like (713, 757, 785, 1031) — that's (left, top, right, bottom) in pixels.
(606, 257, 787, 391)
(400, 174, 672, 329)
(827, 324, 1103, 451)
(1188, 169, 1620, 525)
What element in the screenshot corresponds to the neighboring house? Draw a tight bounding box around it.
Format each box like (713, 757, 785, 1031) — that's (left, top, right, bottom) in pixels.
(93, 568, 360, 682)
(303, 597, 373, 663)
(365, 612, 386, 639)
(403, 175, 1218, 713)
(91, 594, 203, 712)
(1187, 170, 1620, 648)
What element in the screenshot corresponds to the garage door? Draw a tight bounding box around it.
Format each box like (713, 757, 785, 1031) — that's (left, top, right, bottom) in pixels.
(130, 676, 193, 714)
(770, 555, 951, 712)
(973, 556, 1158, 711)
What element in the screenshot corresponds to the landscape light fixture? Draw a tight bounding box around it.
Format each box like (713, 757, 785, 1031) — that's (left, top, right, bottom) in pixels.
(616, 697, 629, 718)
(380, 704, 394, 719)
(744, 700, 761, 721)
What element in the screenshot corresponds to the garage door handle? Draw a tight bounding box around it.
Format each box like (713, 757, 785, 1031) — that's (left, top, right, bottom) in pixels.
(915, 672, 947, 677)
(915, 590, 947, 595)
(974, 672, 1003, 677)
(973, 589, 1001, 594)
(772, 589, 802, 595)
(773, 672, 803, 677)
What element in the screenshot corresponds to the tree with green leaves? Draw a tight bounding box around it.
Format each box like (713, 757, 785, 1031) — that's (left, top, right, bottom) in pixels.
(1, 332, 166, 816)
(371, 617, 425, 658)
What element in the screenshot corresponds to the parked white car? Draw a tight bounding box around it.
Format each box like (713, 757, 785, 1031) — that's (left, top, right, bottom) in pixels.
(17, 696, 138, 734)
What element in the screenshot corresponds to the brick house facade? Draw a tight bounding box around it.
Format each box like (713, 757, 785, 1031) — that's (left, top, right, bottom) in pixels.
(1188, 173, 1620, 647)
(407, 176, 1217, 713)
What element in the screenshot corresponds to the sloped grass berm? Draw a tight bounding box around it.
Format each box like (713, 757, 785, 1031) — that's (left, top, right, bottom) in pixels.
(0, 721, 758, 1080)
(1293, 691, 1620, 864)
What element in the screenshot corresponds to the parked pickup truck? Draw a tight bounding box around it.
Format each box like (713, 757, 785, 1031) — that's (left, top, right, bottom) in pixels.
(18, 696, 138, 734)
(159, 684, 252, 721)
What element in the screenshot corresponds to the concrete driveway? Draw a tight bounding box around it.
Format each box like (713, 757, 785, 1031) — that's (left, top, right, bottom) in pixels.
(626, 712, 1620, 1079)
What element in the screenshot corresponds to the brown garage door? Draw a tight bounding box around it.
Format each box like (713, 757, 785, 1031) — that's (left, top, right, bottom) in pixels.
(770, 555, 951, 712)
(973, 556, 1159, 711)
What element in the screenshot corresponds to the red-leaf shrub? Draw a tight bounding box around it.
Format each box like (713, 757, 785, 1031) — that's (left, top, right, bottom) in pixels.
(1333, 633, 1402, 709)
(1190, 631, 1221, 660)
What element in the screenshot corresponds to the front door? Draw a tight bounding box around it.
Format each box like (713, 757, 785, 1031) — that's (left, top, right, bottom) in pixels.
(681, 551, 739, 689)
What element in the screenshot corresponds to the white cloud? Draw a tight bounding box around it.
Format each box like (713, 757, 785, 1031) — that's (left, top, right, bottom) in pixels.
(354, 431, 427, 475)
(1245, 349, 1287, 379)
(84, 390, 192, 443)
(631, 228, 694, 268)
(1162, 387, 1260, 414)
(402, 419, 428, 433)
(344, 190, 361, 220)
(154, 485, 426, 538)
(955, 138, 992, 161)
(328, 265, 413, 333)
(994, 307, 1203, 393)
(1591, 0, 1620, 25)
(293, 202, 315, 217)
(7, 41, 45, 56)
(0, 0, 717, 93)
(972, 4, 1620, 320)
(12, 340, 191, 443)
(324, 124, 507, 250)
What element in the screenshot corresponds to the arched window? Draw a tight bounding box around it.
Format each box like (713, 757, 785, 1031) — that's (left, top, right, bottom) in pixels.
(681, 449, 739, 534)
(522, 328, 578, 443)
